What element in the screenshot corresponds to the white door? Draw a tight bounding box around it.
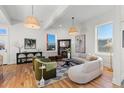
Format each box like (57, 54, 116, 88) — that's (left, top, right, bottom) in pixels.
(0, 27, 9, 65)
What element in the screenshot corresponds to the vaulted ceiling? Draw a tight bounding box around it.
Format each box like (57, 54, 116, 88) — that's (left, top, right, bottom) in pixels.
(0, 5, 115, 29)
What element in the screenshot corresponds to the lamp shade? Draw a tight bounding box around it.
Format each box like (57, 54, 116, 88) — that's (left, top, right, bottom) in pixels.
(68, 26, 78, 35)
(24, 16, 40, 29)
(68, 17, 78, 35)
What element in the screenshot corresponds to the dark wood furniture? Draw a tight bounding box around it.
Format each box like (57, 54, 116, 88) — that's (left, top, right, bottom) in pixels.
(58, 39, 71, 58)
(48, 55, 63, 61)
(62, 58, 81, 67)
(16, 52, 42, 64)
(62, 58, 72, 67)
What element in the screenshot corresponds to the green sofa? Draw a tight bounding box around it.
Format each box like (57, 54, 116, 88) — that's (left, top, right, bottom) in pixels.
(33, 57, 57, 81)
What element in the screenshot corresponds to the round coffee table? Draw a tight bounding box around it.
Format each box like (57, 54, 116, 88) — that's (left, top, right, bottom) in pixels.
(62, 58, 72, 67)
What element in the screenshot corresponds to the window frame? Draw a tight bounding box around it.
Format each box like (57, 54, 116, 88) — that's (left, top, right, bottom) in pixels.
(95, 22, 113, 55)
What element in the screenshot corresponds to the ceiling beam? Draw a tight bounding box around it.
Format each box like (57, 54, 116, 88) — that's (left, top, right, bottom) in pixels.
(43, 5, 69, 30)
(0, 6, 11, 25)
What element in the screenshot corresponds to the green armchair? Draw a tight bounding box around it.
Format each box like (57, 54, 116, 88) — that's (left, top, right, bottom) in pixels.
(33, 58, 57, 81)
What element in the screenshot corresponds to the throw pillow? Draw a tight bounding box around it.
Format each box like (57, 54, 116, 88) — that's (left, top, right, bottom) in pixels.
(86, 55, 97, 61)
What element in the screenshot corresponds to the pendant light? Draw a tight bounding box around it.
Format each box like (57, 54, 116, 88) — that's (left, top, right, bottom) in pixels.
(68, 16, 78, 35)
(24, 5, 40, 29)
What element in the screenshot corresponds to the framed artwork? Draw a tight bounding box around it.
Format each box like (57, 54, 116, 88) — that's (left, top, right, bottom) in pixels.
(75, 34, 86, 53)
(60, 41, 70, 47)
(24, 38, 36, 49)
(47, 34, 56, 51)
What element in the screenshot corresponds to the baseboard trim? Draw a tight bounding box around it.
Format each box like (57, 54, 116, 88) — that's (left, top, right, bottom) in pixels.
(112, 78, 121, 86)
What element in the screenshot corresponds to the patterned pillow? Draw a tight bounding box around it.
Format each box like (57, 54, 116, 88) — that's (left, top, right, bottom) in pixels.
(86, 55, 97, 61)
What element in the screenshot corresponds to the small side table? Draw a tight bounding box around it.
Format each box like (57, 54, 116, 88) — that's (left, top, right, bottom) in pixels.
(39, 65, 46, 87)
(62, 58, 72, 67)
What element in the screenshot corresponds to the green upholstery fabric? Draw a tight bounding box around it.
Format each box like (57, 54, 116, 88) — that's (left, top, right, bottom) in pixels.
(45, 62, 57, 71)
(33, 58, 57, 81)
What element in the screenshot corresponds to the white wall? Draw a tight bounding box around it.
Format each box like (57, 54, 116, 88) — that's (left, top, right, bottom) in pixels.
(56, 27, 76, 57)
(7, 10, 116, 67)
(119, 6, 124, 84)
(9, 23, 45, 64)
(43, 26, 79, 58)
(8, 23, 76, 64)
(120, 22, 124, 83)
(78, 10, 114, 68)
(78, 6, 124, 86)
(40, 27, 76, 58)
(112, 6, 122, 86)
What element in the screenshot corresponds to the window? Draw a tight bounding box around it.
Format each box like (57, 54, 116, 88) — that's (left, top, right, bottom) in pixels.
(0, 28, 8, 51)
(96, 23, 113, 53)
(0, 28, 8, 35)
(47, 34, 56, 51)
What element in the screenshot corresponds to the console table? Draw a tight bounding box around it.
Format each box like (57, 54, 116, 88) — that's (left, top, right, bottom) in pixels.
(16, 52, 42, 64)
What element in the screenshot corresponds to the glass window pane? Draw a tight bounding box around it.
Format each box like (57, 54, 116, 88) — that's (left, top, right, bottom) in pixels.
(97, 23, 112, 53)
(0, 28, 7, 35)
(47, 34, 56, 51)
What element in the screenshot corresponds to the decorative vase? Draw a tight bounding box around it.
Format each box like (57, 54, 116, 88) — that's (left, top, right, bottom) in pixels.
(68, 52, 71, 59)
(19, 48, 21, 53)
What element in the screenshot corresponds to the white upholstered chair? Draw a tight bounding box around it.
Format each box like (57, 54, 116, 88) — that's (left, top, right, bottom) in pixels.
(68, 56, 103, 84)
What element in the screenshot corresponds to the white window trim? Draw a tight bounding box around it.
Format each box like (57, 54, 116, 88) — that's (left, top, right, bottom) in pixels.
(95, 21, 113, 55)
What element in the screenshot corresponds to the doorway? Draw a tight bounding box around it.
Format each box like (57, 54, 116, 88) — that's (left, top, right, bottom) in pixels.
(0, 27, 9, 65)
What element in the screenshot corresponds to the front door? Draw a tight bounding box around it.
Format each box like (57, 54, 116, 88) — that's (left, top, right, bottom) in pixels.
(0, 27, 9, 65)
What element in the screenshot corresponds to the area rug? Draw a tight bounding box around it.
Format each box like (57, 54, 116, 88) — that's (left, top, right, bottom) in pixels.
(38, 63, 70, 87)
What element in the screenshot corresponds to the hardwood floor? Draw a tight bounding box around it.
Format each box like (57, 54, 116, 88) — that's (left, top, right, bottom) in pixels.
(0, 64, 37, 88)
(0, 63, 120, 88)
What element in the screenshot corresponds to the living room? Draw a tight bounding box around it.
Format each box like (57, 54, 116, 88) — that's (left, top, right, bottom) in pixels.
(0, 5, 124, 88)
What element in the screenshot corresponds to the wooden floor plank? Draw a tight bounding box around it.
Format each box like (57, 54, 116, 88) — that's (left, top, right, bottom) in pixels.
(0, 63, 120, 88)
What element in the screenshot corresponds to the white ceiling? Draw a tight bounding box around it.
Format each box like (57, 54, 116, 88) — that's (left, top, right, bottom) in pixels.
(52, 5, 115, 28)
(2, 5, 59, 26)
(0, 5, 115, 29)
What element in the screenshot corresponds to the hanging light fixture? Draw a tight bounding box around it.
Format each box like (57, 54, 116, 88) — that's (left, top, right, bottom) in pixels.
(68, 16, 78, 35)
(24, 5, 40, 29)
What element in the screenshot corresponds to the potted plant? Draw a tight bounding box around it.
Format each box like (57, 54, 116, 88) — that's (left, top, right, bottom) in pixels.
(14, 42, 23, 53)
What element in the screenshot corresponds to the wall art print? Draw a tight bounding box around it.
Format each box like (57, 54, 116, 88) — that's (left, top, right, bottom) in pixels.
(75, 34, 86, 53)
(24, 38, 36, 49)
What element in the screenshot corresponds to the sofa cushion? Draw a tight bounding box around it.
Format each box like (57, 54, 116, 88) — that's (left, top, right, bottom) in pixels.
(86, 55, 97, 61)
